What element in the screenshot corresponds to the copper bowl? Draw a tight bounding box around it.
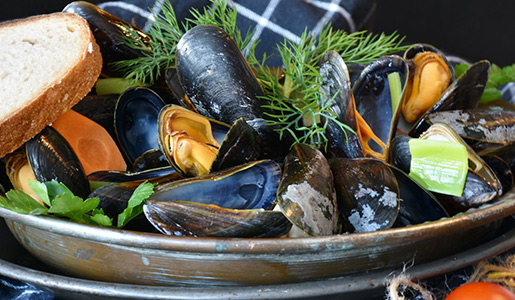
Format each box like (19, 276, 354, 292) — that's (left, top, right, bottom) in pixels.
(0, 188, 514, 287)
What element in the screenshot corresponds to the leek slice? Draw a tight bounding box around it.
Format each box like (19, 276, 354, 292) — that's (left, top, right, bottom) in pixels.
(388, 71, 402, 114)
(408, 138, 468, 196)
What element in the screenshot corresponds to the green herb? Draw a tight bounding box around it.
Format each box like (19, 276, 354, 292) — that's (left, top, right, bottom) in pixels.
(455, 63, 515, 103)
(117, 181, 155, 228)
(115, 0, 408, 149)
(258, 27, 408, 148)
(113, 0, 250, 85)
(0, 180, 154, 228)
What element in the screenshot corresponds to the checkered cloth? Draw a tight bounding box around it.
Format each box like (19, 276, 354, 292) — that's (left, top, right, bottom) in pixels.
(97, 0, 376, 66)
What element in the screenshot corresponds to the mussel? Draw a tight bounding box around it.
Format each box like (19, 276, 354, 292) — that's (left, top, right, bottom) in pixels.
(157, 104, 230, 177)
(409, 60, 490, 137)
(390, 123, 502, 213)
(143, 200, 292, 237)
(329, 158, 400, 233)
(318, 51, 363, 159)
(401, 44, 454, 123)
(25, 126, 90, 199)
(175, 24, 288, 161)
(276, 144, 340, 236)
(114, 87, 166, 167)
(422, 109, 515, 152)
(63, 1, 151, 77)
(352, 55, 409, 161)
(146, 160, 281, 210)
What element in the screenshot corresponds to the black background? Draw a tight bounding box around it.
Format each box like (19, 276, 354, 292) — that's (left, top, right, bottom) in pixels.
(1, 0, 514, 66)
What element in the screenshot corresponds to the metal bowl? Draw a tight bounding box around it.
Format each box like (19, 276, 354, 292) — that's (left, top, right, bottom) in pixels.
(0, 189, 514, 287)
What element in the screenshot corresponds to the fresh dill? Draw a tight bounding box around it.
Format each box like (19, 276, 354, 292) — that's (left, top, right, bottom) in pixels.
(114, 0, 409, 149)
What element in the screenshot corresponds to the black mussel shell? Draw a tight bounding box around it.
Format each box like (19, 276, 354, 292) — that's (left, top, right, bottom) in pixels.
(114, 88, 166, 167)
(389, 166, 448, 227)
(63, 1, 151, 77)
(276, 144, 339, 236)
(318, 51, 363, 159)
(148, 160, 281, 210)
(26, 126, 90, 199)
(133, 148, 171, 172)
(481, 155, 514, 195)
(210, 118, 262, 173)
(329, 158, 400, 233)
(143, 200, 292, 238)
(72, 94, 118, 141)
(88, 166, 181, 185)
(409, 60, 490, 137)
(422, 109, 515, 152)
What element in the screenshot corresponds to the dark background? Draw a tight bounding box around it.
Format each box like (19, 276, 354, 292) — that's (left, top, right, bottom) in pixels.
(0, 0, 514, 66)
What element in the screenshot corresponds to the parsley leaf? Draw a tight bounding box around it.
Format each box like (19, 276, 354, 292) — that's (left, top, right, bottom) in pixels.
(454, 63, 515, 103)
(0, 180, 155, 229)
(117, 181, 155, 228)
(0, 189, 48, 215)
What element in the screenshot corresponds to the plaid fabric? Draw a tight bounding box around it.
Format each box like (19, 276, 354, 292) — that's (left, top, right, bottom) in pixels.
(97, 0, 376, 66)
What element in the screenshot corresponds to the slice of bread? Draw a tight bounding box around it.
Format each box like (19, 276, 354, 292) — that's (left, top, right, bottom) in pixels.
(0, 12, 102, 158)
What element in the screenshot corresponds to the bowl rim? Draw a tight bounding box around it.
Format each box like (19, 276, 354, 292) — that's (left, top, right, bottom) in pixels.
(1, 189, 514, 254)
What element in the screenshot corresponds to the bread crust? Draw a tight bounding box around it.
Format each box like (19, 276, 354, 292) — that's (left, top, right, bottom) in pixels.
(0, 12, 102, 158)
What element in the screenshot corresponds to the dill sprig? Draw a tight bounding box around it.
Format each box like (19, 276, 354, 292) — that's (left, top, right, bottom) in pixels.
(113, 0, 409, 149)
(257, 25, 408, 149)
(112, 0, 249, 85)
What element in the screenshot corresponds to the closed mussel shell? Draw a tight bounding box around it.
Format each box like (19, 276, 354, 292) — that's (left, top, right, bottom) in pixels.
(423, 109, 515, 152)
(318, 51, 363, 159)
(26, 126, 90, 199)
(328, 158, 400, 233)
(143, 200, 292, 238)
(276, 144, 339, 236)
(63, 1, 151, 77)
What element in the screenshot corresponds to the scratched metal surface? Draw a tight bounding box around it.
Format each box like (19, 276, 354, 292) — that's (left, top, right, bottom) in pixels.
(0, 189, 514, 287)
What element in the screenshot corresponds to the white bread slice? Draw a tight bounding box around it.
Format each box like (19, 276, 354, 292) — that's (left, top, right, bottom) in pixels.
(0, 12, 102, 158)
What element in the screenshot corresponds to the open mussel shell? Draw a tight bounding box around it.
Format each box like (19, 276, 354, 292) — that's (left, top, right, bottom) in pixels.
(390, 123, 502, 213)
(114, 87, 166, 167)
(276, 144, 339, 236)
(175, 24, 287, 161)
(143, 200, 292, 238)
(157, 104, 230, 177)
(409, 60, 490, 137)
(318, 51, 363, 159)
(25, 126, 90, 199)
(148, 160, 281, 210)
(63, 1, 151, 77)
(401, 43, 454, 123)
(328, 158, 400, 233)
(352, 55, 408, 160)
(422, 109, 515, 152)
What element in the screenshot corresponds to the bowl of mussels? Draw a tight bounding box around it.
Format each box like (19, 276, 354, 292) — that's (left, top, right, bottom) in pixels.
(1, 1, 515, 287)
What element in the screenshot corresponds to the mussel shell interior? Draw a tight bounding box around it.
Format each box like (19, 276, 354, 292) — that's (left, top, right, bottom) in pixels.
(149, 160, 281, 210)
(114, 88, 166, 165)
